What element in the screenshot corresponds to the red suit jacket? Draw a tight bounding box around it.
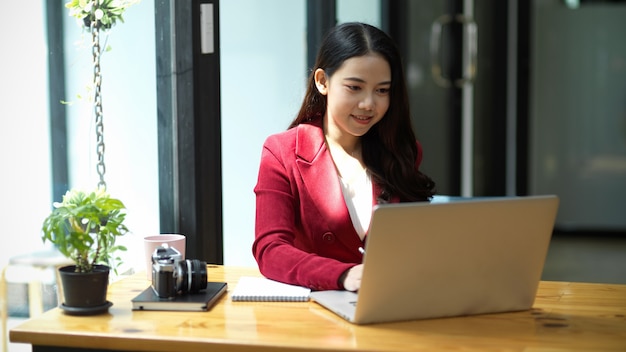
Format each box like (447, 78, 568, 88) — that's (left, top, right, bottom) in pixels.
(253, 122, 423, 290)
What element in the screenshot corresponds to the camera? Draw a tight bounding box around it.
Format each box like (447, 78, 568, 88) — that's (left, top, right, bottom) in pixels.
(151, 245, 207, 298)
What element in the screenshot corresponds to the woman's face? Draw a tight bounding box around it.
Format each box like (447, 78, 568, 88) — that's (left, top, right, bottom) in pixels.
(315, 53, 391, 145)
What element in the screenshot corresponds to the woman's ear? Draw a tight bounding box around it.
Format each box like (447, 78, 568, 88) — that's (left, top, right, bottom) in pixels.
(314, 68, 328, 95)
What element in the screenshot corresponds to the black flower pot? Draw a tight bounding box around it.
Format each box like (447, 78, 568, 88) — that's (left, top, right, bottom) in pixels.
(58, 264, 113, 315)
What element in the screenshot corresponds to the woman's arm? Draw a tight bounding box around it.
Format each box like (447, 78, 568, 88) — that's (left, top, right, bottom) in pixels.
(253, 136, 355, 290)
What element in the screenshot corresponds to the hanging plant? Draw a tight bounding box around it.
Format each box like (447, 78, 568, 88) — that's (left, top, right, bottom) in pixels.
(42, 0, 140, 275)
(66, 0, 140, 29)
(63, 0, 140, 190)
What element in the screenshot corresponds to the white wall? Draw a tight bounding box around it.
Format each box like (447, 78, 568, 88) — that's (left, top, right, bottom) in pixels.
(220, 0, 307, 267)
(337, 0, 381, 27)
(0, 0, 52, 266)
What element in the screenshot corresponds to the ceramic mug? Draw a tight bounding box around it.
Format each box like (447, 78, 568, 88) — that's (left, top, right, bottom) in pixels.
(143, 234, 186, 280)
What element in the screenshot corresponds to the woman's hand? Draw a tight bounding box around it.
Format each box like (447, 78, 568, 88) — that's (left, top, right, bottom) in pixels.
(342, 264, 363, 292)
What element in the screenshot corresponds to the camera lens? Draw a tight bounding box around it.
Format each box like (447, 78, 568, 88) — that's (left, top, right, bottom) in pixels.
(176, 259, 208, 293)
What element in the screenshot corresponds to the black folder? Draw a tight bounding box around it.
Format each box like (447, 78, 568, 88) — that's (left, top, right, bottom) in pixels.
(131, 282, 227, 312)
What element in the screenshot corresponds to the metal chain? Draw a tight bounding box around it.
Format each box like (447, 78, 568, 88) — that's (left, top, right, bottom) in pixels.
(92, 13, 106, 190)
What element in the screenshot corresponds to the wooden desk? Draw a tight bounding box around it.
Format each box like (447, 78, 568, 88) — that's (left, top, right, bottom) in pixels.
(10, 266, 626, 352)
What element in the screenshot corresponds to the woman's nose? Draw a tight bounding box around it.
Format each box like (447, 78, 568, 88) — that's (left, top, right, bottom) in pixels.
(359, 93, 374, 110)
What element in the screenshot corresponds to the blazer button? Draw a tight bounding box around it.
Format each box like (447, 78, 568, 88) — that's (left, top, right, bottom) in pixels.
(322, 232, 336, 244)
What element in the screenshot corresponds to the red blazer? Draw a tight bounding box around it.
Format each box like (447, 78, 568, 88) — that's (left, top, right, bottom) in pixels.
(253, 122, 423, 290)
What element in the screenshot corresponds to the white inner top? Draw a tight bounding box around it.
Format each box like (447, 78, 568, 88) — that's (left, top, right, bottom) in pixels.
(339, 168, 372, 239)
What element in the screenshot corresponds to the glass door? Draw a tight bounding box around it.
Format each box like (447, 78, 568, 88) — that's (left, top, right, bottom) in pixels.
(528, 0, 626, 231)
(393, 1, 470, 196)
(389, 0, 509, 197)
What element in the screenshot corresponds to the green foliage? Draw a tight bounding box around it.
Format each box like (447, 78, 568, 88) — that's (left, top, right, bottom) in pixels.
(42, 188, 129, 273)
(65, 0, 140, 30)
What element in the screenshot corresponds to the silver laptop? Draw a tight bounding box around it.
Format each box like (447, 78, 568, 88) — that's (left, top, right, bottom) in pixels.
(310, 195, 559, 324)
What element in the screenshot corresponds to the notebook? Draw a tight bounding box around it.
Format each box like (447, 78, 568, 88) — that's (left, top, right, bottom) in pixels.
(309, 195, 559, 325)
(131, 282, 227, 311)
(230, 276, 311, 302)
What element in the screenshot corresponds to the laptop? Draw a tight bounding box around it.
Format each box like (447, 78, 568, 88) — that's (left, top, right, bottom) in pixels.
(309, 195, 559, 324)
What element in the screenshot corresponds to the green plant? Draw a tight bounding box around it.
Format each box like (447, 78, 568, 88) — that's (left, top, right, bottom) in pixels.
(42, 188, 128, 273)
(66, 0, 140, 29)
(46, 1, 136, 275)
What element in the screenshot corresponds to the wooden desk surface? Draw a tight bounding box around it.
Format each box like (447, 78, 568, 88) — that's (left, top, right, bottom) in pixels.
(10, 266, 626, 352)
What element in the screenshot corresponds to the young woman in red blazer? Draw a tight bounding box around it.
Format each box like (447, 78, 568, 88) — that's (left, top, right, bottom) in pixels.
(253, 22, 435, 291)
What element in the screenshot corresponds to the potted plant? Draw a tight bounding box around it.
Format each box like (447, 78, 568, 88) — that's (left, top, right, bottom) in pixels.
(40, 0, 138, 315)
(42, 188, 128, 315)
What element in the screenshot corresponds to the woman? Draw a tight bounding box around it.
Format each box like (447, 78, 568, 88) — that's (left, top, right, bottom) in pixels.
(253, 22, 435, 291)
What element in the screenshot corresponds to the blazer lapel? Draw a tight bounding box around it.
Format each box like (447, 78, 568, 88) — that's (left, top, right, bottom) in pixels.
(294, 123, 363, 249)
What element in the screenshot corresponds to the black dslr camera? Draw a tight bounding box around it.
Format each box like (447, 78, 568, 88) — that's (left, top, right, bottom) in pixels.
(151, 245, 208, 298)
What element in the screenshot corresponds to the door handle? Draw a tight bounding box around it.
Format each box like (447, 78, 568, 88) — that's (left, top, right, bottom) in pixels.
(430, 14, 478, 88)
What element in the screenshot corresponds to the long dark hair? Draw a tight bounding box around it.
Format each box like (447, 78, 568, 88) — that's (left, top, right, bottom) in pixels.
(290, 22, 435, 202)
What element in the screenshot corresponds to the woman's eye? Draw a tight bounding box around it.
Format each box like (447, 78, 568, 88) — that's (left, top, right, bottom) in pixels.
(346, 85, 361, 91)
(377, 87, 390, 94)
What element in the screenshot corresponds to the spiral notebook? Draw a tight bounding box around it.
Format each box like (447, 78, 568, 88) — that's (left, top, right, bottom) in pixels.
(230, 276, 311, 302)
